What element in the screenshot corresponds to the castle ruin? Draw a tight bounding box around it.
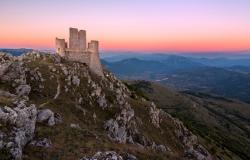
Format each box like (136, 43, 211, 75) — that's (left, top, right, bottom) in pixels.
(55, 28, 103, 76)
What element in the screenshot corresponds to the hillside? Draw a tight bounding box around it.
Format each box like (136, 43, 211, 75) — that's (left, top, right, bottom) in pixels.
(0, 52, 212, 160)
(103, 58, 250, 102)
(125, 81, 250, 160)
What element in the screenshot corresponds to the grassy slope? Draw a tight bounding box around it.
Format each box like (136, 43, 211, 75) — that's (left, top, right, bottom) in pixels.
(126, 81, 250, 160)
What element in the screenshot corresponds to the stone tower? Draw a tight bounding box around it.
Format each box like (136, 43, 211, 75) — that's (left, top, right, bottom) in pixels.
(79, 30, 86, 50)
(88, 41, 103, 77)
(55, 28, 103, 77)
(55, 38, 67, 57)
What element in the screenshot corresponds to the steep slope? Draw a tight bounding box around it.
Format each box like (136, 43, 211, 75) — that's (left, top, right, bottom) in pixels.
(126, 81, 250, 160)
(0, 52, 212, 160)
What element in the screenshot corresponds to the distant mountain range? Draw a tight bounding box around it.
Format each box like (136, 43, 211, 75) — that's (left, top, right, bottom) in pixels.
(102, 55, 250, 102)
(0, 48, 33, 56)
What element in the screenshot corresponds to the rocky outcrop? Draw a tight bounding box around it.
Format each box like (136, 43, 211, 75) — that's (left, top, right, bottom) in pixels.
(162, 111, 212, 160)
(0, 103, 37, 160)
(149, 102, 161, 128)
(80, 151, 137, 160)
(29, 138, 52, 148)
(0, 53, 26, 86)
(104, 103, 135, 144)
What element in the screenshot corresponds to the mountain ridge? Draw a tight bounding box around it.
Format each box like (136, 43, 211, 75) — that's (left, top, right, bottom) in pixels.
(0, 51, 212, 160)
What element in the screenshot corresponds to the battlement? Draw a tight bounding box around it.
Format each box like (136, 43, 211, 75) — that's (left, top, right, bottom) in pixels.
(56, 28, 103, 77)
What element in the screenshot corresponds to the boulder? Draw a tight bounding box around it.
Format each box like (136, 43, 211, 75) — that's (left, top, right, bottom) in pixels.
(154, 144, 167, 152)
(37, 109, 55, 126)
(124, 153, 137, 160)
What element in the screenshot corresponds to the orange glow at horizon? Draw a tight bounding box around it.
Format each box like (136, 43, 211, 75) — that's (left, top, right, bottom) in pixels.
(1, 30, 250, 52)
(1, 0, 250, 52)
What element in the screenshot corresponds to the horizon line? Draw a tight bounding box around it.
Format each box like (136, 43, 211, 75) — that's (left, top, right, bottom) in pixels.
(0, 47, 250, 54)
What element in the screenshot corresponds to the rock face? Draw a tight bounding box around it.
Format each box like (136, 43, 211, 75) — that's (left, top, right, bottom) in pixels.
(0, 52, 212, 160)
(104, 103, 135, 144)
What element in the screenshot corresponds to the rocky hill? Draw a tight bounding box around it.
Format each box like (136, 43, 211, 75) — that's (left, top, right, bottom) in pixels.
(0, 52, 212, 160)
(126, 81, 250, 160)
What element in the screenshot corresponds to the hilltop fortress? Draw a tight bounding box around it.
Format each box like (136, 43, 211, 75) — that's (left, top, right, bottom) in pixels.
(55, 28, 103, 76)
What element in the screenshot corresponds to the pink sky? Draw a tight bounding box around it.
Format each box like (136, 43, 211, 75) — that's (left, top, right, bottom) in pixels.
(1, 0, 250, 52)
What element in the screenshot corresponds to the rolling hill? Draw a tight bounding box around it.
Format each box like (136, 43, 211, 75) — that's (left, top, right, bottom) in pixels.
(126, 81, 250, 160)
(103, 57, 250, 102)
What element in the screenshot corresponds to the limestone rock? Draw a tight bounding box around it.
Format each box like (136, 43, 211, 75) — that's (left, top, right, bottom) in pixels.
(154, 144, 167, 152)
(123, 153, 137, 160)
(0, 90, 16, 98)
(0, 60, 26, 85)
(104, 119, 125, 143)
(0, 53, 13, 77)
(164, 111, 213, 160)
(15, 84, 31, 97)
(37, 109, 56, 126)
(104, 107, 136, 144)
(80, 151, 124, 160)
(0, 103, 37, 160)
(149, 102, 160, 128)
(70, 123, 81, 129)
(53, 79, 61, 99)
(72, 75, 80, 86)
(61, 66, 68, 75)
(97, 94, 107, 109)
(29, 138, 52, 148)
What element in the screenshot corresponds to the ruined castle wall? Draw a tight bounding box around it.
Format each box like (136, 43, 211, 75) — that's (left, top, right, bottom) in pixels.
(65, 50, 90, 65)
(69, 28, 79, 49)
(88, 40, 99, 52)
(88, 41, 104, 77)
(78, 30, 86, 50)
(55, 38, 66, 56)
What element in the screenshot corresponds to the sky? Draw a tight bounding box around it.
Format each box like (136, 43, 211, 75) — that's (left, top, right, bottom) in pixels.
(0, 0, 250, 52)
